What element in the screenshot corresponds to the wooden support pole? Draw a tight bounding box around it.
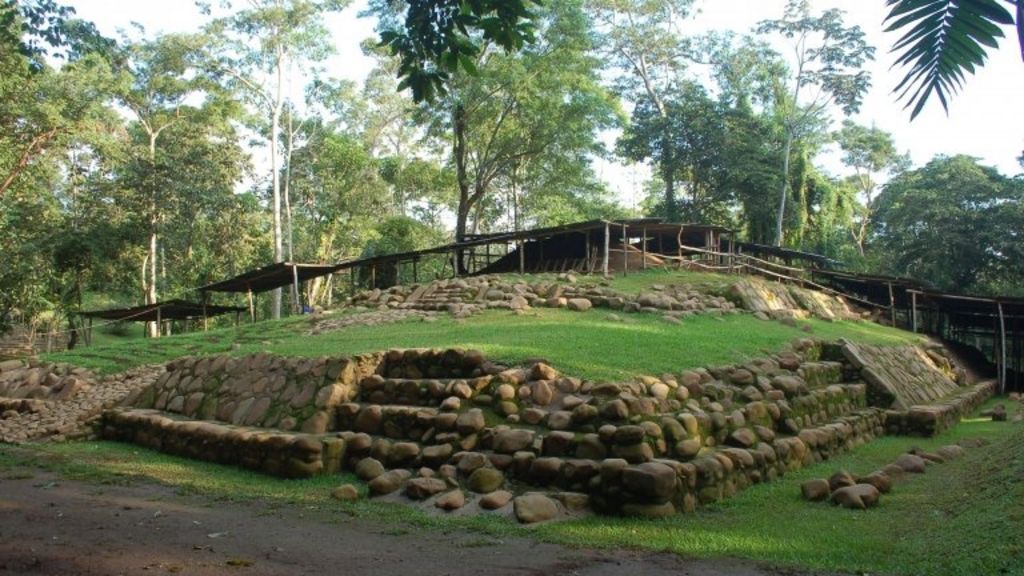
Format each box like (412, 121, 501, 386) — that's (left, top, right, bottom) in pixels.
(349, 267, 356, 297)
(247, 286, 255, 323)
(998, 302, 1007, 394)
(87, 318, 93, 347)
(155, 306, 162, 340)
(888, 282, 896, 327)
(202, 300, 209, 332)
(641, 226, 647, 270)
(584, 232, 591, 274)
(603, 222, 610, 277)
(292, 264, 300, 314)
(452, 250, 459, 278)
(911, 292, 918, 333)
(518, 241, 525, 274)
(370, 264, 376, 287)
(621, 224, 628, 276)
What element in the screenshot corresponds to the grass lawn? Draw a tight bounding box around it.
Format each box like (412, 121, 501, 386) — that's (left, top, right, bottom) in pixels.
(45, 307, 922, 381)
(3, 400, 1020, 575)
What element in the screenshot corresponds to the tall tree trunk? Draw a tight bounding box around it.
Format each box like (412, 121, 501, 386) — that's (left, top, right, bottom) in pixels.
(453, 104, 470, 274)
(775, 130, 794, 247)
(270, 57, 284, 320)
(146, 132, 159, 338)
(661, 130, 677, 222)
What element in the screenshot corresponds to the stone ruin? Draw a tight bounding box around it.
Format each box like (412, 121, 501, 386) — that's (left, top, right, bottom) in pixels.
(310, 273, 863, 339)
(95, 338, 995, 523)
(0, 358, 161, 443)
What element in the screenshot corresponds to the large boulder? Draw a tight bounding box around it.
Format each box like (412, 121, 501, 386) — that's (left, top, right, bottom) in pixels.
(895, 453, 928, 474)
(567, 299, 593, 312)
(404, 477, 448, 500)
(494, 429, 535, 454)
(467, 467, 505, 493)
(621, 462, 677, 502)
(801, 479, 831, 502)
(514, 494, 559, 524)
(831, 484, 880, 510)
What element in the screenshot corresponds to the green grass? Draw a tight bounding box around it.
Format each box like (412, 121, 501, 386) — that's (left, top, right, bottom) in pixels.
(46, 308, 921, 380)
(3, 401, 1021, 575)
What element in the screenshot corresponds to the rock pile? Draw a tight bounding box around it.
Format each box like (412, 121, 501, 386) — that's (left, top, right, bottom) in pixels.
(343, 275, 740, 325)
(309, 309, 443, 336)
(0, 364, 162, 443)
(801, 441, 970, 509)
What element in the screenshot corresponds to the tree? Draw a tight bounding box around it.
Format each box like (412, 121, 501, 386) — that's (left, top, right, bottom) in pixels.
(0, 2, 113, 200)
(757, 0, 874, 247)
(872, 155, 1024, 294)
(110, 32, 214, 336)
(385, 0, 617, 270)
(619, 82, 731, 224)
(590, 0, 697, 221)
(885, 0, 1023, 119)
(375, 0, 542, 102)
(834, 121, 909, 256)
(202, 0, 349, 319)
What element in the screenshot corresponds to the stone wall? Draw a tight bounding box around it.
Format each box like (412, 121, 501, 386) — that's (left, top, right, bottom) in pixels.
(100, 337, 992, 520)
(0, 362, 162, 443)
(344, 275, 739, 320)
(140, 354, 374, 434)
(840, 340, 962, 409)
(100, 409, 341, 479)
(730, 278, 857, 321)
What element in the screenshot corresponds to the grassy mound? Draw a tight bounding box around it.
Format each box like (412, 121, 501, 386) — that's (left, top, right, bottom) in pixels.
(45, 307, 920, 380)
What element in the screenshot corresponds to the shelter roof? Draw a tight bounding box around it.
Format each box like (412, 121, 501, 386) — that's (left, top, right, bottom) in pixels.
(80, 299, 246, 322)
(199, 262, 342, 294)
(333, 219, 735, 272)
(908, 289, 1024, 323)
(736, 242, 842, 268)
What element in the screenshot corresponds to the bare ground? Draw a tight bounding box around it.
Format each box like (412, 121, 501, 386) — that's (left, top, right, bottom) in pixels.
(0, 465, 822, 576)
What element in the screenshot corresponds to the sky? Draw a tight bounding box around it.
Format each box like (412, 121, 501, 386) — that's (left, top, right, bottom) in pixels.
(66, 0, 1024, 208)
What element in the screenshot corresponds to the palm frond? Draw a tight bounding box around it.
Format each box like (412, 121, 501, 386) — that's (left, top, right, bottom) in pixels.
(885, 0, 1015, 119)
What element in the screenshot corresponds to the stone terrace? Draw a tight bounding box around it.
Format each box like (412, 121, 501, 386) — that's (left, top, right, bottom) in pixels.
(95, 337, 993, 523)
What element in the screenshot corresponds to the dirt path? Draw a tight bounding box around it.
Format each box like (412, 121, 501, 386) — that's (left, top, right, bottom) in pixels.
(0, 467, 812, 576)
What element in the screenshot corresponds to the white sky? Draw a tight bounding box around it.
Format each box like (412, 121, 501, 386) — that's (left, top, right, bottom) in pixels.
(67, 0, 1024, 208)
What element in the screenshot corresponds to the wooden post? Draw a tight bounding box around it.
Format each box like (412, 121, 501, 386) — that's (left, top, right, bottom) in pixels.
(641, 226, 647, 270)
(998, 302, 1007, 394)
(349, 267, 356, 297)
(538, 238, 544, 270)
(518, 241, 525, 274)
(292, 264, 300, 314)
(584, 232, 591, 274)
(887, 282, 896, 327)
(603, 222, 610, 277)
(370, 264, 376, 288)
(87, 318, 93, 347)
(247, 286, 255, 323)
(202, 301, 209, 332)
(155, 306, 162, 340)
(452, 250, 459, 278)
(621, 224, 628, 276)
(911, 291, 918, 333)
(412, 258, 419, 284)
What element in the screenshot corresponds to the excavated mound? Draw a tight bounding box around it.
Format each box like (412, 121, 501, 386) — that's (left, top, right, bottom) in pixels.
(95, 337, 994, 522)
